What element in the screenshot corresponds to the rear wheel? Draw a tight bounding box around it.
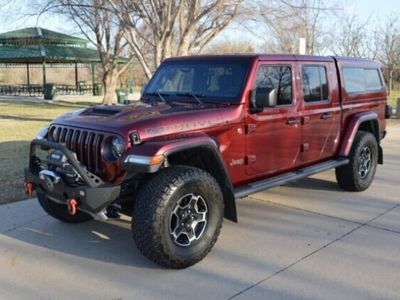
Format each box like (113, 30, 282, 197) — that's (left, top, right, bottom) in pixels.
(37, 192, 93, 223)
(336, 131, 378, 191)
(132, 166, 224, 269)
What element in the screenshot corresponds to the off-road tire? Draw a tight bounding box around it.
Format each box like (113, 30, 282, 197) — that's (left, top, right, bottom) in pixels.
(132, 166, 224, 269)
(336, 131, 378, 191)
(37, 192, 93, 223)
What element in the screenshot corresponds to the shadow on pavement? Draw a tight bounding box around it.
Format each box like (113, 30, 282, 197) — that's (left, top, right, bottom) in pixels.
(283, 177, 342, 192)
(3, 214, 161, 270)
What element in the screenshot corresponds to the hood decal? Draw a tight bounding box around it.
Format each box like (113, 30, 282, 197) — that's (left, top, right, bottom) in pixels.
(145, 118, 221, 137)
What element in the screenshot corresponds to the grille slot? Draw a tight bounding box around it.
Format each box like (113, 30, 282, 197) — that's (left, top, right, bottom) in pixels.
(50, 126, 104, 174)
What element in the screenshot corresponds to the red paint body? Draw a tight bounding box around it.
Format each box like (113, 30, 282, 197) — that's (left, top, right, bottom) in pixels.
(52, 54, 387, 187)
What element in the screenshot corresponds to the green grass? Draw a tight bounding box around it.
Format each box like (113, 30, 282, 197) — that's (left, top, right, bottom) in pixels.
(388, 90, 400, 108)
(0, 101, 90, 203)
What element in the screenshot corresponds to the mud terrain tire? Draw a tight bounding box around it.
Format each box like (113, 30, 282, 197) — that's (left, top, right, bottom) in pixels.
(132, 166, 224, 269)
(336, 131, 378, 191)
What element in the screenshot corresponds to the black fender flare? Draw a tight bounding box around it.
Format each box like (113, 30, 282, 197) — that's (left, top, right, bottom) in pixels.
(122, 136, 238, 222)
(338, 111, 382, 163)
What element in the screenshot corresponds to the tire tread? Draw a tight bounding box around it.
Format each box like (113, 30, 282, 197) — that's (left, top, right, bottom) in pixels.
(132, 166, 223, 269)
(336, 130, 378, 191)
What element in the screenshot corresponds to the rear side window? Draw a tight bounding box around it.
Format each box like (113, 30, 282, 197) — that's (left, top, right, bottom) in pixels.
(343, 67, 383, 94)
(302, 66, 329, 102)
(253, 65, 292, 106)
(364, 69, 383, 91)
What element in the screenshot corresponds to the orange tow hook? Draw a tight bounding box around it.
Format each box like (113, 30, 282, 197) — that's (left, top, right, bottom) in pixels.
(24, 182, 33, 197)
(67, 199, 78, 216)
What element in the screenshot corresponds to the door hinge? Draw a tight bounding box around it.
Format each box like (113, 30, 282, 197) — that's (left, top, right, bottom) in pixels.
(302, 116, 310, 124)
(246, 123, 257, 134)
(246, 154, 257, 165)
(301, 143, 310, 152)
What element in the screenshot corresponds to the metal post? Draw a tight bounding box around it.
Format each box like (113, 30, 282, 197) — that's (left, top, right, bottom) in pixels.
(91, 63, 96, 96)
(299, 38, 306, 55)
(42, 61, 47, 88)
(26, 63, 30, 86)
(75, 62, 78, 90)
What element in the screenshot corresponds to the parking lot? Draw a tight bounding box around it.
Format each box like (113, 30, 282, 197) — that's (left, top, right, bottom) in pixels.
(0, 124, 399, 300)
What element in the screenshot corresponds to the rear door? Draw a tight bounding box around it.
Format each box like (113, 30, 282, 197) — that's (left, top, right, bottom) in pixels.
(245, 61, 302, 177)
(298, 61, 341, 163)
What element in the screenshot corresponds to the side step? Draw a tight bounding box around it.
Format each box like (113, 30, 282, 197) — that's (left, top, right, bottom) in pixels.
(234, 158, 349, 199)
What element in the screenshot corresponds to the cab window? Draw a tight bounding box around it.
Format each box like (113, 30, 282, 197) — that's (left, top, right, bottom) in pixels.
(302, 66, 329, 102)
(252, 65, 292, 106)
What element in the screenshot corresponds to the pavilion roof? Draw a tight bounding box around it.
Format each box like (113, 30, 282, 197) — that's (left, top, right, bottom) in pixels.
(0, 27, 127, 64)
(0, 45, 101, 63)
(0, 27, 87, 46)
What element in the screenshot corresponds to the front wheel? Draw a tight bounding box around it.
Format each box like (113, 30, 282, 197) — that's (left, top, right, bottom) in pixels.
(132, 166, 224, 269)
(336, 131, 378, 191)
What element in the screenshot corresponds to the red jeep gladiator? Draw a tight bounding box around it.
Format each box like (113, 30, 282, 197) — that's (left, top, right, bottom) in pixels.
(25, 54, 391, 268)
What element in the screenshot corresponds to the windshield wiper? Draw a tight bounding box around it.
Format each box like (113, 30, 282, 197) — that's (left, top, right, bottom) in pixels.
(143, 91, 169, 104)
(176, 92, 205, 105)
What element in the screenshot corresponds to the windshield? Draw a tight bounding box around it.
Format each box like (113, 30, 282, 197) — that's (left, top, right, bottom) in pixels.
(144, 59, 250, 103)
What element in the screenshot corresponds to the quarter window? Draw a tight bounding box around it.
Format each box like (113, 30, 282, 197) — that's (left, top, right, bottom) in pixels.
(302, 66, 329, 102)
(343, 67, 383, 94)
(253, 66, 292, 106)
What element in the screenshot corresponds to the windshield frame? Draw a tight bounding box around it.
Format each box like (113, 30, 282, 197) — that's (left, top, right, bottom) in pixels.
(142, 57, 252, 104)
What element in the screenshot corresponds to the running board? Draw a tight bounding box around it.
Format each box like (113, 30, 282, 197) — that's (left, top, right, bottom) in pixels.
(234, 158, 349, 199)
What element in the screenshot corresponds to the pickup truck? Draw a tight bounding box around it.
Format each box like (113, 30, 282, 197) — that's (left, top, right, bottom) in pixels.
(25, 54, 392, 268)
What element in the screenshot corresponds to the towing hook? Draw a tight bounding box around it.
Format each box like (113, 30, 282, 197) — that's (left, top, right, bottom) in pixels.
(67, 199, 78, 216)
(24, 182, 33, 197)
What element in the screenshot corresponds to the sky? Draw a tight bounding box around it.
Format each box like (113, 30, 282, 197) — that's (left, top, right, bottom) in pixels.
(0, 0, 399, 43)
(344, 0, 399, 18)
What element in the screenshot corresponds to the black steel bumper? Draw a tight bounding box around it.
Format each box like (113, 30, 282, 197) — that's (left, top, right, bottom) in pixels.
(25, 139, 121, 214)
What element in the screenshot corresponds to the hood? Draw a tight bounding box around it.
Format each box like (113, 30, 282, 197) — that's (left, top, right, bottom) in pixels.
(52, 101, 238, 141)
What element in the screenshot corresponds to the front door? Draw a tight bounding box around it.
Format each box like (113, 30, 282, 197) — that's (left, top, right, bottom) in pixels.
(245, 62, 302, 177)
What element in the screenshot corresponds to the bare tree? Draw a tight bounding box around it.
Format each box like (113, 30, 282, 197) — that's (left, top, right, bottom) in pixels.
(253, 0, 340, 55)
(109, 0, 243, 80)
(203, 39, 255, 54)
(41, 0, 134, 104)
(328, 13, 375, 58)
(375, 15, 400, 92)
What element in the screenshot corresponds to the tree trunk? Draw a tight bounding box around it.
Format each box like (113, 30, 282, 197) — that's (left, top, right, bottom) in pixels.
(102, 68, 119, 105)
(389, 68, 394, 93)
(177, 28, 194, 56)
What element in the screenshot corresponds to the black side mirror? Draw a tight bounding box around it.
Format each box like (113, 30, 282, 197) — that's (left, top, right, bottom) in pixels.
(254, 87, 277, 108)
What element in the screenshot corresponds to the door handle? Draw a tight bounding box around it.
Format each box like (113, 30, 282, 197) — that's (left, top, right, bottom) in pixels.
(320, 113, 333, 120)
(286, 118, 302, 125)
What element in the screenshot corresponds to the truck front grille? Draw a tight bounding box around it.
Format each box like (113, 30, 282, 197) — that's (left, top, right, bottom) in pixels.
(49, 125, 104, 174)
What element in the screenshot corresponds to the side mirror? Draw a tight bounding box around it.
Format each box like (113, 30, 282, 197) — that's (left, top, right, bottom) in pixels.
(254, 87, 277, 108)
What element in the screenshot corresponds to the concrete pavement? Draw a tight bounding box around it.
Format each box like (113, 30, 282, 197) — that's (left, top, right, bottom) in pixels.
(0, 125, 399, 300)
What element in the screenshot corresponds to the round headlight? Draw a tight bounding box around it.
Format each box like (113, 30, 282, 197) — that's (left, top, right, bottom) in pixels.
(111, 136, 125, 158)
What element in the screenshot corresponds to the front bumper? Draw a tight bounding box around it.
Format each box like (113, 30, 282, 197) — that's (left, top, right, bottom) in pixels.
(25, 139, 121, 215)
